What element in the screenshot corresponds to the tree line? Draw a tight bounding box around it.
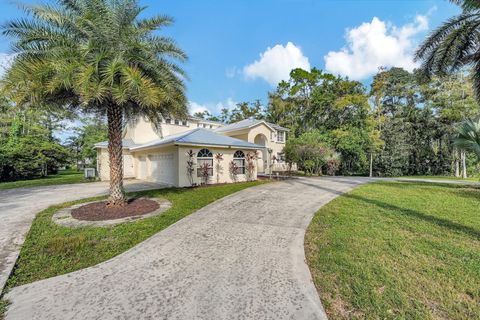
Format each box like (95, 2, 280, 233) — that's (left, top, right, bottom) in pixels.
(197, 67, 479, 177)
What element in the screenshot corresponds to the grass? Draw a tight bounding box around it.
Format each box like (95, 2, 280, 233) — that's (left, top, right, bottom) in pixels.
(399, 175, 479, 182)
(4, 180, 264, 290)
(305, 181, 480, 319)
(0, 300, 7, 320)
(0, 169, 90, 190)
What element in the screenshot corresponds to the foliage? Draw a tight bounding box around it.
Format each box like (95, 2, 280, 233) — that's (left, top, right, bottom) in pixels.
(325, 152, 340, 176)
(229, 160, 239, 182)
(185, 150, 195, 186)
(305, 181, 480, 319)
(214, 153, 223, 183)
(0, 169, 89, 190)
(370, 67, 480, 176)
(2, 0, 188, 205)
(0, 104, 70, 181)
(66, 116, 108, 168)
(284, 130, 336, 175)
(454, 118, 480, 159)
(415, 0, 480, 99)
(6, 182, 264, 289)
(199, 162, 211, 185)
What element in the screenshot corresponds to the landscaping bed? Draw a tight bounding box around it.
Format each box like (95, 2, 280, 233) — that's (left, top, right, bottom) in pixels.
(72, 198, 159, 221)
(305, 181, 480, 319)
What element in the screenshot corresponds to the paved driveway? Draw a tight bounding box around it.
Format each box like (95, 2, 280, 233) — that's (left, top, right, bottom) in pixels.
(0, 180, 165, 292)
(5, 177, 370, 320)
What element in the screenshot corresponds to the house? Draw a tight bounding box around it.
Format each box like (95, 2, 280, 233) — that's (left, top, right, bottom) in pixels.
(94, 116, 294, 187)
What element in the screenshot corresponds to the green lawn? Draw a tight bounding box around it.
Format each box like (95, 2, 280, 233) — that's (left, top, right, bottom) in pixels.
(399, 175, 479, 182)
(4, 181, 264, 290)
(0, 169, 89, 190)
(305, 181, 480, 319)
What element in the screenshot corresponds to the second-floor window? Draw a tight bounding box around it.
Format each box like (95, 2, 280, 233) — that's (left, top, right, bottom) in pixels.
(277, 131, 285, 143)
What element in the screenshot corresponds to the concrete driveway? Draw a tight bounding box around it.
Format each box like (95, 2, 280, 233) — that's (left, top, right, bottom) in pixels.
(5, 176, 370, 320)
(0, 180, 166, 292)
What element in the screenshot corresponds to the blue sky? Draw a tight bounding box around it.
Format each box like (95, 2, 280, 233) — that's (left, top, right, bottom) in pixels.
(0, 0, 460, 117)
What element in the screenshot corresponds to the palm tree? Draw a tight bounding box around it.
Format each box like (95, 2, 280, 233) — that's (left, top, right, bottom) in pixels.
(454, 118, 480, 159)
(415, 0, 480, 98)
(1, 0, 188, 206)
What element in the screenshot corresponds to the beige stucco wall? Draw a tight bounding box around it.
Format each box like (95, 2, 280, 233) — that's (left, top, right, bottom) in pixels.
(220, 123, 288, 173)
(177, 146, 257, 187)
(124, 117, 223, 145)
(96, 148, 133, 181)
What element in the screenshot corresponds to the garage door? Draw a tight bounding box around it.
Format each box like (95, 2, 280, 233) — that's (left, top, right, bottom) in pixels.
(138, 156, 147, 180)
(123, 155, 134, 178)
(148, 153, 175, 185)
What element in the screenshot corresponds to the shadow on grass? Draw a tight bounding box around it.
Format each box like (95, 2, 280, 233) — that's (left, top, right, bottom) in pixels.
(294, 179, 480, 239)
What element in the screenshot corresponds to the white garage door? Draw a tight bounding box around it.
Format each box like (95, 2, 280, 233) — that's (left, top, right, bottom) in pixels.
(138, 156, 147, 180)
(123, 155, 134, 178)
(149, 153, 175, 185)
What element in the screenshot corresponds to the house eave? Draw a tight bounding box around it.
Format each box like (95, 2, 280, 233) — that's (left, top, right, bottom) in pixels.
(174, 142, 264, 150)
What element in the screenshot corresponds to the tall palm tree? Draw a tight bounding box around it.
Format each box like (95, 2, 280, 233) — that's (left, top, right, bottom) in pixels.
(1, 0, 188, 206)
(454, 118, 480, 159)
(415, 0, 480, 98)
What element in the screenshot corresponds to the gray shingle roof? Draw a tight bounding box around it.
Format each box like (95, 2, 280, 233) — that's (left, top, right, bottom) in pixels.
(129, 128, 265, 151)
(215, 118, 289, 133)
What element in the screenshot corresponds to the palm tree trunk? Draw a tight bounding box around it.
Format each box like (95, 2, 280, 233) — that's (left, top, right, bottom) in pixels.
(369, 152, 373, 177)
(455, 149, 460, 177)
(107, 103, 126, 206)
(461, 150, 467, 179)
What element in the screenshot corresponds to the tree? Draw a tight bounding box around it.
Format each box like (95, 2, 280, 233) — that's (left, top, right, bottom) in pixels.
(454, 118, 480, 159)
(284, 130, 336, 175)
(2, 0, 187, 206)
(69, 116, 108, 168)
(229, 100, 264, 123)
(415, 0, 480, 99)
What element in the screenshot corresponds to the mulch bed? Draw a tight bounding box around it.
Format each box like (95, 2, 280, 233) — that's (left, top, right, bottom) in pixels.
(71, 198, 160, 221)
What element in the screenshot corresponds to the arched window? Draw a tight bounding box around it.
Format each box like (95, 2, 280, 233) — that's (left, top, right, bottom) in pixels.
(197, 148, 213, 177)
(233, 150, 246, 174)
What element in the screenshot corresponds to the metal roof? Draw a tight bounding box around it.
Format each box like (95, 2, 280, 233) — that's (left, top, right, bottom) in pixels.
(129, 128, 265, 151)
(214, 118, 289, 133)
(94, 139, 138, 149)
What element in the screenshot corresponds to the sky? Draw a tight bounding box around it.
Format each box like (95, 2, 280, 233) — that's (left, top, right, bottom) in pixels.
(0, 0, 460, 118)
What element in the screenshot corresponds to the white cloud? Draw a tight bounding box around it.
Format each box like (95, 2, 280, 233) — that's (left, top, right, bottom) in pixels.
(243, 42, 310, 86)
(0, 53, 15, 78)
(189, 97, 237, 116)
(324, 13, 430, 80)
(189, 101, 209, 115)
(214, 97, 237, 112)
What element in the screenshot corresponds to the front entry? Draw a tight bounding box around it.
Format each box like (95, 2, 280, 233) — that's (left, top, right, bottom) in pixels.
(254, 134, 268, 173)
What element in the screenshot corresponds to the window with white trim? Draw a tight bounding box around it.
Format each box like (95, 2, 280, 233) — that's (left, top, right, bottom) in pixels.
(277, 131, 285, 143)
(197, 148, 213, 177)
(233, 150, 246, 174)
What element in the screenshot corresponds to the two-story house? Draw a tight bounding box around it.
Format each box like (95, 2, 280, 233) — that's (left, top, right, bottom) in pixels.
(94, 116, 292, 187)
